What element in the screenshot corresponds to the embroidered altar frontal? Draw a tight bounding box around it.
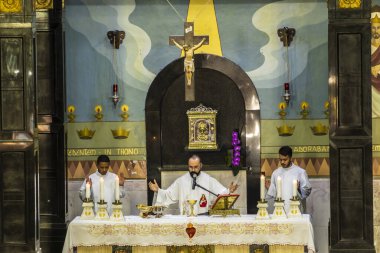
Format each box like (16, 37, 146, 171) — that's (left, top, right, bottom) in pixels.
(63, 215, 315, 252)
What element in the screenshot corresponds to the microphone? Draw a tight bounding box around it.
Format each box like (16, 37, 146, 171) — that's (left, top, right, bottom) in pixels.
(192, 173, 197, 190)
(189, 172, 218, 196)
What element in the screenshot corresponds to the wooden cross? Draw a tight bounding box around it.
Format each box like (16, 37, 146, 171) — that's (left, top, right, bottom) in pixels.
(169, 22, 209, 101)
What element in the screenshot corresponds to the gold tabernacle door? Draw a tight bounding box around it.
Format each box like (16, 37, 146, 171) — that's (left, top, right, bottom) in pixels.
(209, 194, 240, 216)
(186, 104, 218, 150)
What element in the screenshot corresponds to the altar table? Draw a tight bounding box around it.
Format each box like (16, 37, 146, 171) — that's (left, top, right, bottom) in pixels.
(62, 215, 315, 253)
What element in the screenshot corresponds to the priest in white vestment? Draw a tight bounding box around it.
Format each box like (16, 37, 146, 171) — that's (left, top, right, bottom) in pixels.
(79, 155, 125, 214)
(149, 155, 238, 215)
(266, 146, 312, 213)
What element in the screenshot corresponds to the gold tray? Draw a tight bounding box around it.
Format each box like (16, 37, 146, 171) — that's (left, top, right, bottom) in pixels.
(136, 204, 165, 218)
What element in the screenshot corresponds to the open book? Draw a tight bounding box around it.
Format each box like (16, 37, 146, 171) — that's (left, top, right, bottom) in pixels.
(210, 194, 240, 210)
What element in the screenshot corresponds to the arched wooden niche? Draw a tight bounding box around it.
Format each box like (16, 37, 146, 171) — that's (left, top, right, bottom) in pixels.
(145, 54, 261, 213)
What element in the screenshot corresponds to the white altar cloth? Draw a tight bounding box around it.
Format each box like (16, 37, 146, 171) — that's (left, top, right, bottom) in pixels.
(62, 214, 315, 253)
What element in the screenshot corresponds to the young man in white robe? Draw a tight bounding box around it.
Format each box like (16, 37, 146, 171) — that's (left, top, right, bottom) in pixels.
(148, 155, 238, 215)
(79, 155, 125, 214)
(266, 146, 312, 213)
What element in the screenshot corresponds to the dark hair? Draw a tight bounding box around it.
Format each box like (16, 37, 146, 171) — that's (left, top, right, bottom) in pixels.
(279, 146, 292, 157)
(97, 155, 110, 164)
(189, 154, 202, 162)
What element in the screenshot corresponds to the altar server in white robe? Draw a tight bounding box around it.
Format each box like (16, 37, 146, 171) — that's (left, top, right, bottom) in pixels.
(149, 155, 238, 215)
(79, 155, 125, 214)
(266, 146, 312, 213)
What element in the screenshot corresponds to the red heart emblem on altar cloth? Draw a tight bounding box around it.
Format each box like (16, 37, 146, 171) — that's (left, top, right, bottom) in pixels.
(186, 223, 196, 238)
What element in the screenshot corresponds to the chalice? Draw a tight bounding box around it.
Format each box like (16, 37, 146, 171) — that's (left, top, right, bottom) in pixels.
(187, 199, 197, 216)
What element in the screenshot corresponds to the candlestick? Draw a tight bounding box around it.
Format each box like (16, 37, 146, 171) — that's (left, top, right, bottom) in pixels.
(276, 176, 282, 199)
(115, 176, 120, 201)
(100, 177, 104, 201)
(260, 175, 265, 200)
(292, 179, 298, 198)
(85, 182, 91, 199)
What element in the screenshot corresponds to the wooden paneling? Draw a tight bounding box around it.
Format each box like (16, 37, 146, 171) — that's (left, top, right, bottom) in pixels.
(0, 37, 25, 130)
(0, 27, 37, 253)
(36, 8, 67, 252)
(1, 152, 26, 243)
(328, 1, 375, 250)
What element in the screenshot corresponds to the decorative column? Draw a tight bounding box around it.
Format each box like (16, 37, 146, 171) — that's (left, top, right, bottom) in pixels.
(328, 0, 375, 252)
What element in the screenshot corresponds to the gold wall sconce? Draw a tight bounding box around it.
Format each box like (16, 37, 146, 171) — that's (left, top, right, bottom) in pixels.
(111, 127, 130, 139)
(276, 102, 295, 136)
(120, 104, 129, 121)
(324, 101, 329, 117)
(67, 105, 76, 123)
(278, 102, 287, 120)
(300, 101, 310, 119)
(94, 105, 103, 121)
(310, 101, 329, 136)
(77, 128, 96, 139)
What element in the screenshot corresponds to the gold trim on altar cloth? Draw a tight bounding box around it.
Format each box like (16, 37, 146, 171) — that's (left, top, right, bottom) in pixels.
(186, 104, 218, 150)
(86, 222, 294, 237)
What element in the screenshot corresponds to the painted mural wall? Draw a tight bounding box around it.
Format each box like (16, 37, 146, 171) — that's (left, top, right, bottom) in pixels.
(64, 0, 380, 180)
(65, 0, 328, 121)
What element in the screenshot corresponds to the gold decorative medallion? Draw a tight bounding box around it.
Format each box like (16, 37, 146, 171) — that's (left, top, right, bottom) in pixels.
(338, 0, 361, 9)
(187, 104, 218, 150)
(35, 0, 53, 9)
(0, 0, 22, 13)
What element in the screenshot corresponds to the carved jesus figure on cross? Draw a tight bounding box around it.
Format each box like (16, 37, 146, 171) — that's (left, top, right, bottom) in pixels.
(171, 37, 206, 87)
(169, 22, 209, 101)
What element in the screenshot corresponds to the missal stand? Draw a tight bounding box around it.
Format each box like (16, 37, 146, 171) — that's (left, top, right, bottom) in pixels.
(209, 194, 240, 216)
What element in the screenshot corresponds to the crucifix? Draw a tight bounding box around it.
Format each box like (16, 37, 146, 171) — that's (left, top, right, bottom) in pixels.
(169, 22, 209, 101)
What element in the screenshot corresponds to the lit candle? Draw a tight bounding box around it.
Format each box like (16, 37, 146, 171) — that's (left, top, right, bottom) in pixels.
(85, 182, 91, 199)
(113, 84, 118, 93)
(293, 179, 298, 198)
(115, 176, 120, 201)
(99, 177, 104, 201)
(276, 176, 282, 199)
(260, 175, 265, 200)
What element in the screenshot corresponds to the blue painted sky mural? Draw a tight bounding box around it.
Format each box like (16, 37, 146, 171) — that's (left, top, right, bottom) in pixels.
(65, 0, 328, 121)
